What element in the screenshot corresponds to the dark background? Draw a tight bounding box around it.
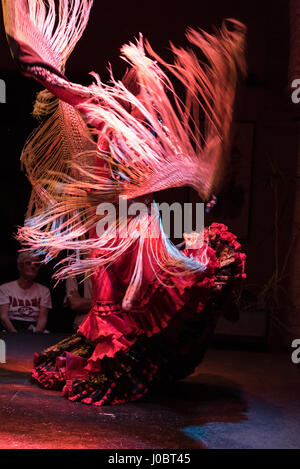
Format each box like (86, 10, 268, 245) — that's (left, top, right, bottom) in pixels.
(0, 0, 298, 344)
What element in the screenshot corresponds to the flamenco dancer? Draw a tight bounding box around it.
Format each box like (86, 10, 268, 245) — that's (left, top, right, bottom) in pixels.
(2, 0, 247, 406)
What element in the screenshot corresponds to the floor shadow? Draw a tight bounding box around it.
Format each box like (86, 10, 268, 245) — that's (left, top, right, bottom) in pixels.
(141, 373, 248, 427)
(0, 366, 31, 381)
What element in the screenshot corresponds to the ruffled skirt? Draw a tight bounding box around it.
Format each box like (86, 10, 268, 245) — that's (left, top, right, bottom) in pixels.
(32, 223, 246, 406)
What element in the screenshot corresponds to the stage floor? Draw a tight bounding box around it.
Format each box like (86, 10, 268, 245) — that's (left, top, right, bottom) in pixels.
(0, 333, 299, 449)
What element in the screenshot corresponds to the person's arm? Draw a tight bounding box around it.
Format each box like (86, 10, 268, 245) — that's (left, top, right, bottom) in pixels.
(3, 1, 102, 126)
(35, 306, 48, 333)
(36, 286, 52, 333)
(68, 291, 92, 314)
(0, 304, 17, 333)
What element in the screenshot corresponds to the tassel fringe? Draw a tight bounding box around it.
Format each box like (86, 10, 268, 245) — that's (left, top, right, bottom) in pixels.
(2, 0, 247, 290)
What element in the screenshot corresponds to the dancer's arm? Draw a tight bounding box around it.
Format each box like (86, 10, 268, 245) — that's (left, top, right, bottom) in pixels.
(7, 32, 102, 119)
(2, 0, 101, 125)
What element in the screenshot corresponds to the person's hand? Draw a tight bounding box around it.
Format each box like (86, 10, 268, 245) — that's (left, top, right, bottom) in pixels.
(68, 290, 84, 312)
(67, 290, 92, 314)
(29, 325, 40, 333)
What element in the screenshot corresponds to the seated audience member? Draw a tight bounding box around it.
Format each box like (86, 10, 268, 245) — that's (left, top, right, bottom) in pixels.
(0, 253, 52, 333)
(64, 275, 92, 331)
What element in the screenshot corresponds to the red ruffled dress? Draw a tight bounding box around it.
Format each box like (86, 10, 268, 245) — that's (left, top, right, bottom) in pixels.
(32, 222, 246, 406)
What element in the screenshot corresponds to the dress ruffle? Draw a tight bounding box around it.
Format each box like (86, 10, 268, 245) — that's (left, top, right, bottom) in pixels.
(32, 223, 246, 405)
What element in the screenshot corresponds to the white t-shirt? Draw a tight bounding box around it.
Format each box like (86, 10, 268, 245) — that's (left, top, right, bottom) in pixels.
(0, 280, 52, 323)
